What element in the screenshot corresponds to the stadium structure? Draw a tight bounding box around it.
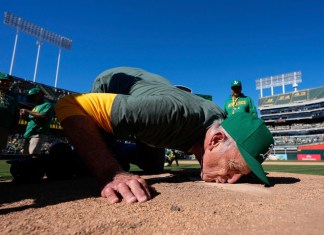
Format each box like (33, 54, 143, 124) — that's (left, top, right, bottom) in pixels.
(257, 72, 324, 160)
(2, 74, 76, 154)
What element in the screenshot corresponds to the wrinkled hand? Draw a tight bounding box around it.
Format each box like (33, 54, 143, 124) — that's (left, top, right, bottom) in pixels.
(101, 172, 151, 203)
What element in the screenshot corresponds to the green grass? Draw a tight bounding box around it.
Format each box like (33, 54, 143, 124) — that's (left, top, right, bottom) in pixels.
(0, 160, 12, 180)
(1, 160, 324, 181)
(263, 165, 324, 176)
(134, 162, 324, 176)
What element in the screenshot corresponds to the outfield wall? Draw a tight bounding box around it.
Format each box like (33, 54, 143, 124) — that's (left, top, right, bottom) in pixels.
(270, 149, 324, 161)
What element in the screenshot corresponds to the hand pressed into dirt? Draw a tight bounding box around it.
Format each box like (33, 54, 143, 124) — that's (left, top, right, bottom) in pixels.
(101, 172, 151, 203)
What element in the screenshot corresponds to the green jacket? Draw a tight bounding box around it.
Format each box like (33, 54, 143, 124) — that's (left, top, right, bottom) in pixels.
(223, 94, 258, 117)
(111, 87, 225, 152)
(23, 101, 55, 138)
(92, 67, 226, 152)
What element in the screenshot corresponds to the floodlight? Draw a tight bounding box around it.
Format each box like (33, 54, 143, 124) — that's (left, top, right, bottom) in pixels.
(256, 72, 302, 97)
(4, 12, 72, 49)
(3, 12, 72, 87)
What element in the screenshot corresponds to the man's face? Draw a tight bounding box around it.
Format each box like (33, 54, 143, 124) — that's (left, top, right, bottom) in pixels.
(28, 92, 44, 103)
(231, 86, 242, 97)
(201, 139, 251, 184)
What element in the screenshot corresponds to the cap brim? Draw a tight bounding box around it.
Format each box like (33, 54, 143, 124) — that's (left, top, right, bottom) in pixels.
(237, 144, 270, 186)
(28, 92, 42, 96)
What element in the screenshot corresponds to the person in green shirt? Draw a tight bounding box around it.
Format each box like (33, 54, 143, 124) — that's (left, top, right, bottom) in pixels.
(223, 80, 258, 117)
(56, 67, 274, 204)
(20, 88, 55, 155)
(0, 72, 20, 154)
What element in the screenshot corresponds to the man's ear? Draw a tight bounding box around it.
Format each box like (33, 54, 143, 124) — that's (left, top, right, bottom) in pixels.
(208, 131, 226, 150)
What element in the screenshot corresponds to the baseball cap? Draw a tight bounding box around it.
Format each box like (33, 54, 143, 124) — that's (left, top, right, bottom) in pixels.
(0, 72, 11, 80)
(28, 87, 43, 96)
(231, 80, 242, 88)
(221, 113, 274, 186)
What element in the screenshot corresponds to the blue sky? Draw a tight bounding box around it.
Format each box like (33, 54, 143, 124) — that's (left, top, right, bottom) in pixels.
(1, 0, 323, 106)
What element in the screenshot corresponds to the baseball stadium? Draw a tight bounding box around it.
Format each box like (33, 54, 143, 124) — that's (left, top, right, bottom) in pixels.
(1, 8, 324, 235)
(257, 72, 324, 161)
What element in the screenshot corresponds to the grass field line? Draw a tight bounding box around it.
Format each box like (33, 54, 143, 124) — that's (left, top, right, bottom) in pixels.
(178, 160, 324, 165)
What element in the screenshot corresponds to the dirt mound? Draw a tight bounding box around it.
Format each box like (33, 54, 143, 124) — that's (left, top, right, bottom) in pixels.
(1, 170, 324, 234)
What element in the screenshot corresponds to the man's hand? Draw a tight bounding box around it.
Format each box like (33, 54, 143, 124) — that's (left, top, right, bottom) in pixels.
(59, 115, 152, 204)
(20, 109, 29, 117)
(101, 172, 151, 203)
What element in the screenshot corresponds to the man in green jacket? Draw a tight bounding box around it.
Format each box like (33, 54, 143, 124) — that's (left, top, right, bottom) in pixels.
(56, 67, 274, 204)
(20, 88, 55, 155)
(223, 80, 258, 117)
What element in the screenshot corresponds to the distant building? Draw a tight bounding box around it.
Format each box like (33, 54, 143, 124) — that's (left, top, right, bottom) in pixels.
(258, 86, 324, 160)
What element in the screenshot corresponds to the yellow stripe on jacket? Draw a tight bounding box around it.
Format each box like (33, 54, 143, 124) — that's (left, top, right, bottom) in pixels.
(55, 93, 117, 133)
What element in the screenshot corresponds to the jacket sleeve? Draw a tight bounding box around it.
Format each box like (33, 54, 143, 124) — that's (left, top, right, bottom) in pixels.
(248, 97, 258, 117)
(223, 101, 228, 116)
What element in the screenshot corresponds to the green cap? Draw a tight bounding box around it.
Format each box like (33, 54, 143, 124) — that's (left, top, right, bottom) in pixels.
(0, 72, 11, 80)
(231, 80, 242, 88)
(221, 113, 274, 186)
(28, 87, 43, 96)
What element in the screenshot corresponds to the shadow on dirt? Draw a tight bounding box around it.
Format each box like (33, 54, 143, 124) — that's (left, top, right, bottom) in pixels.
(0, 176, 99, 215)
(0, 169, 199, 215)
(237, 171, 301, 186)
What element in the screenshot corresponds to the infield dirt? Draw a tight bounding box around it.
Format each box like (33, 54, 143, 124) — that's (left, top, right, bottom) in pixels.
(1, 167, 324, 234)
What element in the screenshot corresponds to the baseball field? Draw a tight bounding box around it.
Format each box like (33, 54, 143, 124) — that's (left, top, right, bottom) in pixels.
(1, 160, 324, 234)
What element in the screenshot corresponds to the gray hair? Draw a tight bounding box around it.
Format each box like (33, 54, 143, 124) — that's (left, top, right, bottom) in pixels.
(209, 119, 241, 156)
(210, 119, 243, 169)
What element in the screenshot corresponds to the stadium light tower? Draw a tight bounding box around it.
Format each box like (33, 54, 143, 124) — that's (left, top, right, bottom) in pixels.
(256, 71, 302, 97)
(33, 40, 43, 82)
(3, 12, 72, 87)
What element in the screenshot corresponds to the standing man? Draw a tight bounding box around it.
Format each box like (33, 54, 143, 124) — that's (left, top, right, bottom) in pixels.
(56, 67, 274, 204)
(20, 88, 55, 156)
(0, 72, 19, 154)
(223, 80, 258, 117)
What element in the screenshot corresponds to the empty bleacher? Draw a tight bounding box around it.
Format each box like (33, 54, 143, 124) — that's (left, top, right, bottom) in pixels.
(258, 86, 324, 148)
(10, 76, 77, 102)
(259, 86, 324, 108)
